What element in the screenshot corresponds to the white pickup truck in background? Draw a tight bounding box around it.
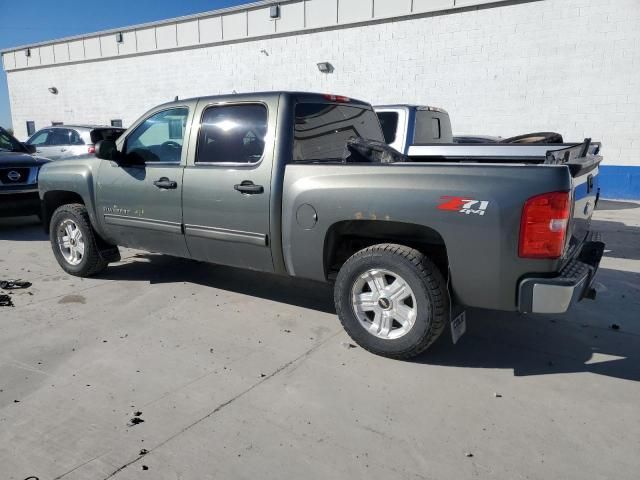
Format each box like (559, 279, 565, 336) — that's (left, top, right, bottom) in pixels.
(374, 105, 453, 153)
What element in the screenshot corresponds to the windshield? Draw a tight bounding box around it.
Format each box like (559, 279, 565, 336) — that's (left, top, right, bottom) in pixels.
(0, 128, 25, 153)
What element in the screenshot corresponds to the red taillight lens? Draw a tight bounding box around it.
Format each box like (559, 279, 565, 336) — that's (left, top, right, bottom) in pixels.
(519, 191, 570, 259)
(88, 146, 96, 154)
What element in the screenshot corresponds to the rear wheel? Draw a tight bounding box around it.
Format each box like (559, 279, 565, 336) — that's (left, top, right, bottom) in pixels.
(334, 244, 449, 359)
(50, 204, 108, 277)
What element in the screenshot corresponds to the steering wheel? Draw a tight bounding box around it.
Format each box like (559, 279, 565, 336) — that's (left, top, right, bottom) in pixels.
(161, 141, 182, 149)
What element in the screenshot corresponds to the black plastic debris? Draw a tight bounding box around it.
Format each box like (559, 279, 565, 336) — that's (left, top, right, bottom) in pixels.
(0, 295, 14, 307)
(127, 417, 145, 426)
(610, 323, 620, 330)
(342, 137, 407, 164)
(139, 449, 149, 455)
(142, 465, 149, 471)
(341, 342, 357, 349)
(0, 279, 32, 290)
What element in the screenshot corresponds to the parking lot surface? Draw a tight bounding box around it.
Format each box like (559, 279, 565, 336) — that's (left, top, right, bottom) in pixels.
(1, 200, 639, 480)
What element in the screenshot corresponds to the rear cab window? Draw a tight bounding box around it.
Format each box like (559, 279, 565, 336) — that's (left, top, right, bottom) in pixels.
(293, 102, 384, 162)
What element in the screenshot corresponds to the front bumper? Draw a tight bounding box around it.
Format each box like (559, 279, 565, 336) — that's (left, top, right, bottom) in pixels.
(0, 189, 41, 217)
(517, 236, 605, 314)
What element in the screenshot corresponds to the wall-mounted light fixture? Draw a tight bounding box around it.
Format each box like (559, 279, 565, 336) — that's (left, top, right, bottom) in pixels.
(48, 87, 58, 94)
(270, 5, 280, 19)
(115, 32, 124, 43)
(25, 48, 31, 57)
(317, 62, 334, 74)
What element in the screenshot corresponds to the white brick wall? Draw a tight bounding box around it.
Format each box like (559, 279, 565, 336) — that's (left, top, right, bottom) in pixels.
(6, 0, 640, 166)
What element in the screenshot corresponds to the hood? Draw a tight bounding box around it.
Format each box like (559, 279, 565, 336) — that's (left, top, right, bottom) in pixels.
(0, 151, 51, 168)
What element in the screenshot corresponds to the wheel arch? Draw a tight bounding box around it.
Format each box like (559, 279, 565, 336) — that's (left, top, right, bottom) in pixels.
(323, 220, 449, 280)
(41, 190, 86, 233)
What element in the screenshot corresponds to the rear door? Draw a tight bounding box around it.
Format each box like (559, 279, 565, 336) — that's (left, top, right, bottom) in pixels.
(181, 99, 275, 272)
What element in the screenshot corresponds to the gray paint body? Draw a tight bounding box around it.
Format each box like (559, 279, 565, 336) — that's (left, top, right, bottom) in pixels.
(38, 92, 599, 312)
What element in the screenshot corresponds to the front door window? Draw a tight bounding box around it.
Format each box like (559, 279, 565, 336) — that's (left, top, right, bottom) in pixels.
(124, 108, 189, 164)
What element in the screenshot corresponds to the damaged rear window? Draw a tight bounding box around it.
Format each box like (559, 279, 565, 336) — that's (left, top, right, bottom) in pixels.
(293, 103, 384, 162)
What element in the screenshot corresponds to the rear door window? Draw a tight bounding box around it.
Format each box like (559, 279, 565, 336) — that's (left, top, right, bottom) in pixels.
(293, 103, 383, 162)
(376, 112, 398, 144)
(196, 104, 268, 164)
(47, 129, 73, 146)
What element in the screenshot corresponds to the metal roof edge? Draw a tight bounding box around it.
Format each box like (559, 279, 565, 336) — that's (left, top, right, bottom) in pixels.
(1, 0, 283, 54)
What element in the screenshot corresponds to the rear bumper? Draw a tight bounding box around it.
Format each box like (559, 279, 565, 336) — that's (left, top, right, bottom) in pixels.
(517, 236, 605, 314)
(0, 189, 41, 217)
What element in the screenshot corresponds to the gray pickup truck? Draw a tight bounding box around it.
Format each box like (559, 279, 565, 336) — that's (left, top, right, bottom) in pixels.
(38, 92, 604, 358)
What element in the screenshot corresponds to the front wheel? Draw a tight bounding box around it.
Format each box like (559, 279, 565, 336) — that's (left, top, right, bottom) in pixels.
(50, 203, 108, 277)
(334, 244, 449, 359)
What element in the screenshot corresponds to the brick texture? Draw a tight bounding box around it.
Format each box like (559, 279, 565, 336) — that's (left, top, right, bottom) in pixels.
(6, 0, 640, 166)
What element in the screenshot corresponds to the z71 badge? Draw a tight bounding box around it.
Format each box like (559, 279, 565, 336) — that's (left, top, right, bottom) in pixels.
(438, 196, 490, 216)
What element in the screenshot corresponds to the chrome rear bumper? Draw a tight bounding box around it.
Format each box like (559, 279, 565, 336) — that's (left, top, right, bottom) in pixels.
(517, 236, 605, 314)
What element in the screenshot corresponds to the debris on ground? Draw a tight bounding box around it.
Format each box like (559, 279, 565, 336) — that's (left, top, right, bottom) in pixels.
(0, 295, 14, 307)
(341, 342, 357, 349)
(142, 465, 149, 470)
(494, 392, 502, 398)
(139, 449, 149, 455)
(260, 373, 267, 378)
(283, 329, 292, 333)
(0, 279, 32, 290)
(465, 452, 474, 457)
(127, 411, 144, 426)
(610, 323, 620, 330)
(127, 417, 145, 426)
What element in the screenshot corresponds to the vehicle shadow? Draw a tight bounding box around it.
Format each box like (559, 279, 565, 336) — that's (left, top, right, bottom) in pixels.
(102, 254, 640, 382)
(417, 265, 640, 381)
(0, 216, 47, 241)
(100, 253, 336, 314)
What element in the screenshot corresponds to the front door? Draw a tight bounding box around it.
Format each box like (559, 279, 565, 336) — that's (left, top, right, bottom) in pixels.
(181, 100, 275, 272)
(28, 128, 59, 160)
(96, 107, 192, 258)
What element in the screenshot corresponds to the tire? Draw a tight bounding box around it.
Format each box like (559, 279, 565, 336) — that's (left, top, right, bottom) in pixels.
(334, 244, 449, 359)
(49, 203, 108, 277)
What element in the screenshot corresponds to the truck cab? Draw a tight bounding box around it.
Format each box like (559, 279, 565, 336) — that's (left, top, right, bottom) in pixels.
(374, 105, 453, 153)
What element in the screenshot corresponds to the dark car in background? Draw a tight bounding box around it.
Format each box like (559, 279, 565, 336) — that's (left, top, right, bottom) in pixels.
(26, 125, 125, 161)
(0, 127, 50, 218)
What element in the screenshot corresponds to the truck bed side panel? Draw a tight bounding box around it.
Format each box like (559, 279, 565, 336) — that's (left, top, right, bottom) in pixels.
(282, 163, 572, 312)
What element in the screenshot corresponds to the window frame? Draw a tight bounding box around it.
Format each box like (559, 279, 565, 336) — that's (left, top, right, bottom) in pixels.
(122, 106, 190, 166)
(194, 101, 269, 168)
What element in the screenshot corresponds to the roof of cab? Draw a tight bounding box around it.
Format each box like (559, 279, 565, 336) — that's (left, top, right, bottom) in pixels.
(159, 91, 372, 108)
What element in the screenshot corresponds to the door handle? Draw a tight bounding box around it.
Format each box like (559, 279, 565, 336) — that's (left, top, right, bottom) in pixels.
(153, 177, 178, 189)
(234, 181, 264, 194)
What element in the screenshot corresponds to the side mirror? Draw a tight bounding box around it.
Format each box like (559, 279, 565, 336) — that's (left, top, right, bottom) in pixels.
(95, 140, 122, 161)
(22, 143, 36, 154)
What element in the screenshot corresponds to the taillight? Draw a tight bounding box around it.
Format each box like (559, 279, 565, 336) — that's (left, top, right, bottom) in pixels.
(519, 191, 570, 259)
(88, 146, 96, 154)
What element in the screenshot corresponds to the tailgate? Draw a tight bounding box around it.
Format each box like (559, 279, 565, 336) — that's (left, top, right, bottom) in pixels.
(545, 140, 603, 259)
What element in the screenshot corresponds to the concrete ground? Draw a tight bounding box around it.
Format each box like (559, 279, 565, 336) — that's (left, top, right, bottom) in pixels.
(1, 200, 639, 480)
